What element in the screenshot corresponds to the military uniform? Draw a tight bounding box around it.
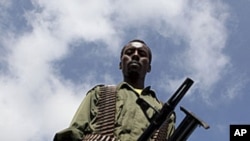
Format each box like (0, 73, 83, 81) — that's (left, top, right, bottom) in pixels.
(54, 82, 175, 141)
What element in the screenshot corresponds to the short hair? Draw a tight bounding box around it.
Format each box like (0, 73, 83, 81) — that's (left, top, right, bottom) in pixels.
(120, 39, 152, 63)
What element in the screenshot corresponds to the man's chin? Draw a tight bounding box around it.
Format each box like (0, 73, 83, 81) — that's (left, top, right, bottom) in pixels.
(128, 71, 140, 76)
(128, 67, 140, 73)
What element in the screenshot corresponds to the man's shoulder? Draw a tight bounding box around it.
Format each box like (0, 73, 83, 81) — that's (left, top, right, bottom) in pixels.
(86, 84, 117, 95)
(86, 84, 104, 94)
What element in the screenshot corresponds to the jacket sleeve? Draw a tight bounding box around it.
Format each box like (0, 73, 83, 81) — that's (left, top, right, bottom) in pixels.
(53, 85, 101, 141)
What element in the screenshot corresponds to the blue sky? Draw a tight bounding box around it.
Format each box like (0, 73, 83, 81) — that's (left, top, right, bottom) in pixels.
(0, 0, 249, 140)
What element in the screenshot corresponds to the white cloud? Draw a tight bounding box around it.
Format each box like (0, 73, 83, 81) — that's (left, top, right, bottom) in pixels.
(29, 0, 121, 53)
(222, 74, 249, 101)
(0, 33, 80, 140)
(0, 0, 11, 21)
(154, 1, 231, 104)
(182, 1, 230, 103)
(113, 0, 185, 26)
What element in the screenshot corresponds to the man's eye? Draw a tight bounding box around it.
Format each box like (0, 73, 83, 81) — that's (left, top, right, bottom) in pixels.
(125, 49, 133, 55)
(139, 51, 146, 57)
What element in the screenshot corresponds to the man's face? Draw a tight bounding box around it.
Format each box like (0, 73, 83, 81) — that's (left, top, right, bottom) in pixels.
(120, 41, 151, 78)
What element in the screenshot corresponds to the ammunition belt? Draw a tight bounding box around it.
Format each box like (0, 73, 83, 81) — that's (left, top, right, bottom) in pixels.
(83, 85, 170, 141)
(83, 85, 118, 141)
(83, 134, 117, 141)
(151, 119, 170, 141)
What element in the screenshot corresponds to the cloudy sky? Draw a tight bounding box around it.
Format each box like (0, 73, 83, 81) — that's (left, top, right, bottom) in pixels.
(0, 0, 249, 140)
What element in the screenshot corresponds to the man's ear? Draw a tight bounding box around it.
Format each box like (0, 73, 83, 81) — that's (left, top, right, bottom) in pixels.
(119, 62, 122, 69)
(147, 64, 151, 72)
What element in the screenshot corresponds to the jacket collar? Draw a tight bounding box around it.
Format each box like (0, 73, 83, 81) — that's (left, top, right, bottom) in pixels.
(116, 82, 157, 98)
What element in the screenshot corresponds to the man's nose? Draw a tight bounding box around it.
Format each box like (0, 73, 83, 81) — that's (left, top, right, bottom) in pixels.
(132, 50, 139, 61)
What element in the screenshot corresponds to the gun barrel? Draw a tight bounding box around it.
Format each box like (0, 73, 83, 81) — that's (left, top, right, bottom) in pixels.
(137, 78, 194, 141)
(168, 78, 194, 107)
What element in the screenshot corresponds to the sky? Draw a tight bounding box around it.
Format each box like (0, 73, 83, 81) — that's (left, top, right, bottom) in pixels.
(0, 0, 249, 141)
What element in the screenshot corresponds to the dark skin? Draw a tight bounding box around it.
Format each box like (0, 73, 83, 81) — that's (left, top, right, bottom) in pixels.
(119, 41, 151, 89)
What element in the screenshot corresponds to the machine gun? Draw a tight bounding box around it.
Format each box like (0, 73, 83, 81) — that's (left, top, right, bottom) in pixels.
(137, 77, 209, 141)
(137, 77, 193, 141)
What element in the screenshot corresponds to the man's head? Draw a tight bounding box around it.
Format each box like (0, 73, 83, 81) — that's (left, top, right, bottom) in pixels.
(119, 39, 152, 80)
(120, 39, 152, 64)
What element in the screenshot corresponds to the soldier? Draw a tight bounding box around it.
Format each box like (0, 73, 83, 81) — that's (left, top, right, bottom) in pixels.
(53, 39, 175, 141)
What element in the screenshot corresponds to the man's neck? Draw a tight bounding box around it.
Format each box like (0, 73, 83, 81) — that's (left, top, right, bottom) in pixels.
(124, 78, 145, 89)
